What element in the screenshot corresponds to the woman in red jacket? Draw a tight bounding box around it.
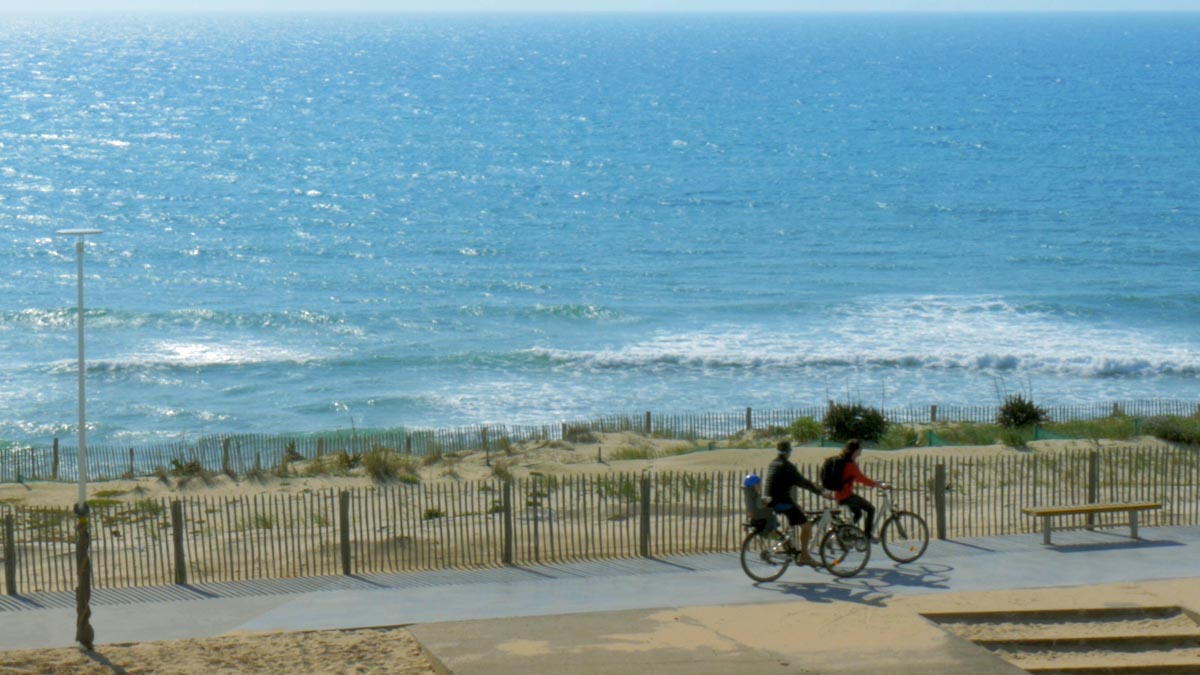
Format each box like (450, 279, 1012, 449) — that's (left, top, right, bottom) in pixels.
(833, 439, 889, 542)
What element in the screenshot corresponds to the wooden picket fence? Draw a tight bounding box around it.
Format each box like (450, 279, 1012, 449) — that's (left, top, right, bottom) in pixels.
(2, 399, 1196, 483)
(2, 445, 1198, 595)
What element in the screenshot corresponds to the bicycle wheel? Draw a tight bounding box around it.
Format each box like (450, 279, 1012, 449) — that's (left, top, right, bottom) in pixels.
(740, 529, 790, 582)
(819, 523, 870, 578)
(880, 511, 930, 563)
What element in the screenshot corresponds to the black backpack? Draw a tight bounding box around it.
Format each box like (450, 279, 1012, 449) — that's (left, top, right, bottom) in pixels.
(820, 456, 848, 491)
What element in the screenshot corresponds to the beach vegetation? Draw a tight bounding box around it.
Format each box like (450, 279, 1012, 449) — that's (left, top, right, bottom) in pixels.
(26, 508, 70, 532)
(243, 465, 269, 483)
(169, 457, 204, 477)
(421, 446, 443, 466)
(271, 454, 292, 478)
(926, 423, 1001, 446)
(1000, 427, 1030, 449)
(86, 498, 123, 509)
(334, 449, 363, 470)
(490, 460, 514, 482)
(879, 425, 919, 450)
(93, 489, 127, 498)
(362, 447, 420, 484)
(596, 477, 639, 502)
(283, 441, 304, 463)
(422, 507, 444, 520)
(563, 425, 599, 444)
(1144, 415, 1200, 445)
(133, 498, 164, 517)
(788, 416, 822, 443)
(996, 393, 1048, 428)
(1043, 416, 1138, 441)
(823, 401, 889, 443)
(496, 436, 514, 456)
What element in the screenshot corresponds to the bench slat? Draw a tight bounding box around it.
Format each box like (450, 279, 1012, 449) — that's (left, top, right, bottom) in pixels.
(1021, 502, 1161, 517)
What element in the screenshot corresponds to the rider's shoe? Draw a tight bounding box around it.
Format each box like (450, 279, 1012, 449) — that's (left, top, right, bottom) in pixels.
(795, 554, 819, 567)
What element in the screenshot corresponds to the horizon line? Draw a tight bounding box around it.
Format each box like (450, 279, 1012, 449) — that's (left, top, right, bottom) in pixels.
(4, 9, 1200, 15)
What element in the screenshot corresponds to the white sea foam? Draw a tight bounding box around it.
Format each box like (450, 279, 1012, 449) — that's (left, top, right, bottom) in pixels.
(532, 297, 1198, 378)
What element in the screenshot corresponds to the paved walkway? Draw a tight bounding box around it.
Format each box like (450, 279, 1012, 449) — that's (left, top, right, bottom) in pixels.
(2, 525, 1198, 673)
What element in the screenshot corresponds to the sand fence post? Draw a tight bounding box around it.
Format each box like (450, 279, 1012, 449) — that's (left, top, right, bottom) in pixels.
(930, 405, 938, 423)
(502, 482, 514, 565)
(745, 407, 752, 431)
(221, 438, 231, 476)
(52, 438, 60, 481)
(934, 463, 947, 540)
(170, 501, 186, 585)
(4, 514, 16, 595)
(644, 411, 652, 435)
(482, 426, 490, 467)
(338, 491, 352, 575)
(639, 476, 652, 558)
(1087, 451, 1100, 530)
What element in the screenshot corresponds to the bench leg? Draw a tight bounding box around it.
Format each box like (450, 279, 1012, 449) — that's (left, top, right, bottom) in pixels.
(1131, 511, 1139, 539)
(1042, 515, 1052, 546)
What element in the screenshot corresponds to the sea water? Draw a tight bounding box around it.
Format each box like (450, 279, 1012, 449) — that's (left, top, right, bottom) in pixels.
(1, 13, 1197, 445)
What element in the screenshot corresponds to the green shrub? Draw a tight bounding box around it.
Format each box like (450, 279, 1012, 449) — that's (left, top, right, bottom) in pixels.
(823, 402, 889, 442)
(423, 507, 445, 520)
(879, 425, 918, 450)
(1144, 415, 1200, 445)
(788, 416, 822, 443)
(997, 394, 1048, 428)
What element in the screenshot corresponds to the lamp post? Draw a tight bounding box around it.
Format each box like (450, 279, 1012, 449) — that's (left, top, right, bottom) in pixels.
(57, 228, 101, 651)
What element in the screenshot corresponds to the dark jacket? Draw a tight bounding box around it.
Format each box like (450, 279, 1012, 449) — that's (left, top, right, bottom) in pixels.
(765, 455, 824, 507)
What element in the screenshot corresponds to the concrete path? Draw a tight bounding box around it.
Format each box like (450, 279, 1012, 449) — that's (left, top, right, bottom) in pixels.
(2, 525, 1198, 673)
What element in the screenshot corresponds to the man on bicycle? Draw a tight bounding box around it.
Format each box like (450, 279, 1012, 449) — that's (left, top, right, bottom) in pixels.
(765, 440, 832, 567)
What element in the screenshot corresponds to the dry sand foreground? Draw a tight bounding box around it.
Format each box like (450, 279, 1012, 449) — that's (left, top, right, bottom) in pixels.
(0, 626, 437, 675)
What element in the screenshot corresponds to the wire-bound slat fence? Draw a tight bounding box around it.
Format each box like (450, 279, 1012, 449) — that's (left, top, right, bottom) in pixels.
(2, 445, 1198, 595)
(3, 399, 1197, 483)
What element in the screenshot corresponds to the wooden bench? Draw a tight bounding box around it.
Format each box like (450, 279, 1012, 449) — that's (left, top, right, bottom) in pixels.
(1021, 502, 1162, 545)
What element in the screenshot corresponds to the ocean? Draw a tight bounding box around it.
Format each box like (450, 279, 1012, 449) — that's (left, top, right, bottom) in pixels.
(1, 12, 1198, 446)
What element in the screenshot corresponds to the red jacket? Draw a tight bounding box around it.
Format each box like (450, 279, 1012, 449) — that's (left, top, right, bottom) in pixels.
(834, 459, 878, 502)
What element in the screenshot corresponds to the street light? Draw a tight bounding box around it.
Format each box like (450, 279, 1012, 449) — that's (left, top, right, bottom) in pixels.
(57, 227, 102, 651)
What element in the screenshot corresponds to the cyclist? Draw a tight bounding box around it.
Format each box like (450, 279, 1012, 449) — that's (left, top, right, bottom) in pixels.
(765, 440, 833, 566)
(832, 439, 889, 542)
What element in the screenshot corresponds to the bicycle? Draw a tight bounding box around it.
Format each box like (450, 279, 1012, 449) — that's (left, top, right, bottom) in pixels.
(739, 505, 870, 582)
(870, 485, 930, 564)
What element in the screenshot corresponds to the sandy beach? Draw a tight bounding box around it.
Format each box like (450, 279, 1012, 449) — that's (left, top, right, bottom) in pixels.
(0, 431, 1170, 510)
(0, 433, 1190, 674)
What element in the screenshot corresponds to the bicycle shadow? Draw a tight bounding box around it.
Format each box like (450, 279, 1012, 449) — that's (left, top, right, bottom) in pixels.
(757, 561, 954, 607)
